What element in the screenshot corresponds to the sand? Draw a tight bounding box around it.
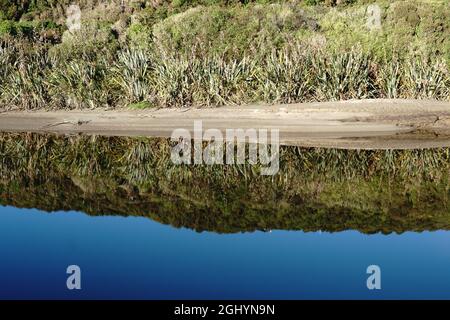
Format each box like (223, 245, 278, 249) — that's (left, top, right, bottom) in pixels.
(1, 99, 450, 149)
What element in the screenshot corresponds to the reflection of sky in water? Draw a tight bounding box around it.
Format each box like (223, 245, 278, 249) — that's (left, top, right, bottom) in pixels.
(0, 206, 449, 299)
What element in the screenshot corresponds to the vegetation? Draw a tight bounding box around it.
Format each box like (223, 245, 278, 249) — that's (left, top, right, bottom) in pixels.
(1, 132, 450, 234)
(0, 0, 449, 110)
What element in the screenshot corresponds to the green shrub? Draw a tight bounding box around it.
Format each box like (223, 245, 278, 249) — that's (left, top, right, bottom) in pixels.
(152, 4, 316, 57)
(126, 22, 152, 49)
(0, 20, 15, 36)
(0, 0, 28, 20)
(129, 101, 154, 109)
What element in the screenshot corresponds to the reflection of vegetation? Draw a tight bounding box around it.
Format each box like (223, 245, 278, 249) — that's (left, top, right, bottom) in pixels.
(1, 132, 450, 234)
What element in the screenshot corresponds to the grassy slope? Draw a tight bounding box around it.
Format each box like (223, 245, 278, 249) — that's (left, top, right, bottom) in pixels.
(0, 0, 449, 110)
(1, 1, 448, 57)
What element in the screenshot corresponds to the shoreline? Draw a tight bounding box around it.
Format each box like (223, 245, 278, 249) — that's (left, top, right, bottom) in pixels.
(1, 99, 450, 149)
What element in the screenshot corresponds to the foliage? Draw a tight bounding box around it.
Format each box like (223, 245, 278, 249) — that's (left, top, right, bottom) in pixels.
(0, 0, 449, 110)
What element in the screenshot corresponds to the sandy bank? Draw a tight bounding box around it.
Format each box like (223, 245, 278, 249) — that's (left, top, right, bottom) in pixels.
(1, 99, 450, 149)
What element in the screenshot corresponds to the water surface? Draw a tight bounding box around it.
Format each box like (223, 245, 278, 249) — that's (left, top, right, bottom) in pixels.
(1, 133, 449, 299)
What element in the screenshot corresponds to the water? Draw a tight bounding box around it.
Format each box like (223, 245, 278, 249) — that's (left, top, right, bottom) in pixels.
(1, 206, 450, 299)
(1, 133, 450, 299)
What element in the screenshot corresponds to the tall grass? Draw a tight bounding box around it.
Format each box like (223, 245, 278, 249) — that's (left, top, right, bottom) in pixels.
(48, 60, 108, 109)
(378, 55, 402, 99)
(112, 49, 152, 104)
(151, 53, 258, 107)
(0, 38, 449, 110)
(312, 49, 374, 101)
(405, 58, 450, 99)
(0, 39, 50, 109)
(259, 46, 312, 104)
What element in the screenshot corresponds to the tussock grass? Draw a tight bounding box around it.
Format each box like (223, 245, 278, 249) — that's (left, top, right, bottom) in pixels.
(112, 48, 152, 104)
(1, 38, 449, 110)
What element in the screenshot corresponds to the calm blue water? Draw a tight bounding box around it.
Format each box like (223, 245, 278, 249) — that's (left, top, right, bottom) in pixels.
(0, 205, 449, 300)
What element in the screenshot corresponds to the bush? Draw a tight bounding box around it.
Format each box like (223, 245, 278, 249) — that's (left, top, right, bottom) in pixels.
(126, 22, 153, 49)
(0, 20, 15, 35)
(152, 4, 317, 57)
